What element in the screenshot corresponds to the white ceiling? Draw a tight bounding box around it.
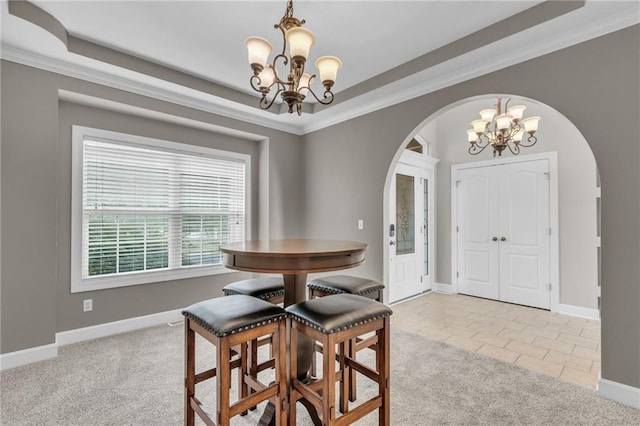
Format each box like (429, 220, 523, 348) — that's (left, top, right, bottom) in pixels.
(1, 1, 639, 135)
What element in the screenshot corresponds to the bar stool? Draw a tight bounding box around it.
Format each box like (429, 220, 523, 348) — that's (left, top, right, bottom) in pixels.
(307, 275, 384, 303)
(286, 294, 392, 425)
(307, 275, 385, 401)
(222, 276, 285, 304)
(182, 295, 286, 426)
(222, 277, 285, 407)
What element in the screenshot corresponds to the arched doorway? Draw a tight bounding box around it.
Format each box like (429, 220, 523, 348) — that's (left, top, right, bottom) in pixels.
(383, 94, 601, 388)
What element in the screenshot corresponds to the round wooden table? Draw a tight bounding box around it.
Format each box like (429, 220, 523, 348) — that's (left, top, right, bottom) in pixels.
(220, 239, 368, 425)
(220, 239, 367, 307)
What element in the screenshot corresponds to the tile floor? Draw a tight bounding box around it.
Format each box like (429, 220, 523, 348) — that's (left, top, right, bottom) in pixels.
(390, 292, 601, 389)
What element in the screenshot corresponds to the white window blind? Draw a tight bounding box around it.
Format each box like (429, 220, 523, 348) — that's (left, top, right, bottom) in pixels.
(71, 126, 249, 292)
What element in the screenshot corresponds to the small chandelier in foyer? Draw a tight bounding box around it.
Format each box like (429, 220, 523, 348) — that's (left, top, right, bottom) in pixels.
(466, 98, 541, 156)
(244, 0, 342, 115)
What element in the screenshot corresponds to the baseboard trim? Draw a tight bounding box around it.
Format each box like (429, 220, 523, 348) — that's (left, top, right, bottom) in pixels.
(56, 309, 183, 346)
(0, 343, 58, 370)
(598, 378, 640, 409)
(554, 303, 600, 320)
(1, 309, 184, 370)
(434, 282, 454, 294)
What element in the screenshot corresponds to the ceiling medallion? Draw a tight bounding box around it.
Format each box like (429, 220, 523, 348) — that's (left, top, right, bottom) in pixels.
(466, 98, 541, 156)
(244, 0, 341, 115)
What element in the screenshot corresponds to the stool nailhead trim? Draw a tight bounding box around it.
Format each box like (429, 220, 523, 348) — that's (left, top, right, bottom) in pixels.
(307, 285, 383, 296)
(223, 289, 285, 300)
(182, 313, 287, 338)
(287, 312, 391, 334)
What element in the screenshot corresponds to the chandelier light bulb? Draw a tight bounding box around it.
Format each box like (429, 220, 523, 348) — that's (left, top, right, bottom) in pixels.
(495, 114, 513, 131)
(467, 129, 478, 143)
(507, 105, 527, 122)
(315, 56, 342, 87)
(471, 119, 488, 134)
(258, 67, 275, 89)
(298, 72, 312, 96)
(286, 27, 315, 61)
(513, 129, 525, 143)
(523, 116, 541, 134)
(479, 108, 497, 122)
(245, 37, 273, 73)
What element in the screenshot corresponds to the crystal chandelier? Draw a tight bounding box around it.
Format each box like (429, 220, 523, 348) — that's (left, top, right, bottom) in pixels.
(466, 98, 541, 156)
(244, 0, 341, 115)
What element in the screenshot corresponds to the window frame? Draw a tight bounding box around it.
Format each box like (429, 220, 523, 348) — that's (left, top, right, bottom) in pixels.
(71, 125, 251, 293)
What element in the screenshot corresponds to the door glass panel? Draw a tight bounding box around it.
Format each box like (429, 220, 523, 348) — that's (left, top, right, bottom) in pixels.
(396, 173, 415, 255)
(424, 179, 429, 275)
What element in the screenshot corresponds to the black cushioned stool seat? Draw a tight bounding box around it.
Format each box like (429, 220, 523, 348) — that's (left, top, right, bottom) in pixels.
(307, 275, 384, 301)
(222, 276, 285, 304)
(182, 295, 286, 426)
(286, 294, 392, 425)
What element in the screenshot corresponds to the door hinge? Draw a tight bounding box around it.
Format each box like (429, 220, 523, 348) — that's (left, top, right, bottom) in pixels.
(457, 271, 460, 278)
(420, 275, 423, 283)
(548, 228, 552, 236)
(456, 226, 459, 233)
(547, 283, 552, 291)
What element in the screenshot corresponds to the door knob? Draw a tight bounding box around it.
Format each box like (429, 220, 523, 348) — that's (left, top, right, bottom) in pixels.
(501, 237, 507, 241)
(492, 236, 498, 241)
(390, 241, 395, 245)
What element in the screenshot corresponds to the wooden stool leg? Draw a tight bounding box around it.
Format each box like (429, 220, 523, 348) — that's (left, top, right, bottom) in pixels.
(348, 337, 357, 402)
(184, 320, 195, 426)
(275, 321, 287, 426)
(289, 319, 298, 425)
(239, 342, 248, 416)
(339, 341, 349, 414)
(378, 317, 391, 426)
(323, 334, 337, 424)
(217, 337, 231, 426)
(248, 338, 259, 411)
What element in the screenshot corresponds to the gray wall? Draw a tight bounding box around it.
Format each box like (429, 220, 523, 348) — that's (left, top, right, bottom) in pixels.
(1, 25, 638, 393)
(302, 26, 639, 389)
(0, 61, 304, 352)
(424, 98, 598, 309)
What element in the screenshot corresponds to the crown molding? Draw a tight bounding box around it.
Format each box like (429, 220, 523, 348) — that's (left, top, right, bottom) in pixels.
(1, 5, 638, 136)
(0, 43, 304, 135)
(298, 6, 640, 134)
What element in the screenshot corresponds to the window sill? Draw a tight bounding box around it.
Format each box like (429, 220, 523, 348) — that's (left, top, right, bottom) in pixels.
(70, 265, 238, 293)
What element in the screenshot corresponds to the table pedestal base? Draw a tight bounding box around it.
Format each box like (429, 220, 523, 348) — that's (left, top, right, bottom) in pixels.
(258, 273, 321, 425)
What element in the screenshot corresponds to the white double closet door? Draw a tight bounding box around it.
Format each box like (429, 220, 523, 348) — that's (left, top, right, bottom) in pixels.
(456, 158, 551, 309)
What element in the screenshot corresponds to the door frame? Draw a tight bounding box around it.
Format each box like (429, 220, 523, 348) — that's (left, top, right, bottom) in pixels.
(450, 151, 559, 311)
(386, 153, 440, 303)
(386, 138, 439, 304)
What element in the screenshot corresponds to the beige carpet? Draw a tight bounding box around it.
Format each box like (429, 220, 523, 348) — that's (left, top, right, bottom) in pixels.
(1, 323, 638, 425)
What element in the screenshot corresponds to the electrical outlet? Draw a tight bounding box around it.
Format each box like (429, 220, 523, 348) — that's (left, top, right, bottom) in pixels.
(358, 219, 364, 230)
(83, 299, 93, 312)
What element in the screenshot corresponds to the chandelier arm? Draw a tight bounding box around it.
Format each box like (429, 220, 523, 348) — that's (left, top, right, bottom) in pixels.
(518, 134, 538, 147)
(306, 86, 335, 105)
(468, 136, 489, 155)
(259, 85, 284, 111)
(506, 141, 520, 155)
(275, 18, 288, 57)
(249, 75, 263, 93)
(271, 53, 290, 75)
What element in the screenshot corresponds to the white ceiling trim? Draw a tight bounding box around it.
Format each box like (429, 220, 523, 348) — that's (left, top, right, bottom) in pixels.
(58, 90, 268, 142)
(299, 5, 640, 134)
(1, 5, 637, 136)
(0, 44, 303, 135)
